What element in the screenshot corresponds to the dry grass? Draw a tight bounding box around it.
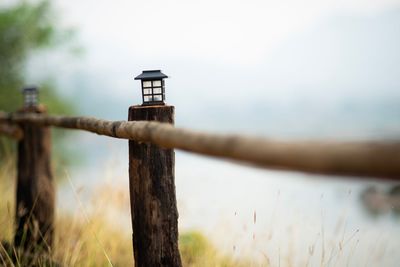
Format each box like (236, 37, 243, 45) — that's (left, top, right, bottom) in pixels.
(0, 159, 252, 267)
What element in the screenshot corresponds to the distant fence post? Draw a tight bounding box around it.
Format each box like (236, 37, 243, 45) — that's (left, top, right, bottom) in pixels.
(128, 104, 182, 266)
(14, 87, 55, 254)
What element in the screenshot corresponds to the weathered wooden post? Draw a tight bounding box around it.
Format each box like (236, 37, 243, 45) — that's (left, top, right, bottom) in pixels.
(14, 87, 55, 253)
(129, 70, 182, 266)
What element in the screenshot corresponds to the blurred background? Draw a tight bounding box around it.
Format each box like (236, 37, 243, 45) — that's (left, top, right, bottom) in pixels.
(1, 0, 400, 266)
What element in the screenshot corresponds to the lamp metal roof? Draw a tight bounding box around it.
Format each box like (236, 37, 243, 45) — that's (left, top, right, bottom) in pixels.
(23, 86, 38, 92)
(134, 70, 168, 80)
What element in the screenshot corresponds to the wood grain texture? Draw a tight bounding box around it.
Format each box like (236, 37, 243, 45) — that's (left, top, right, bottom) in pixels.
(14, 107, 55, 254)
(128, 105, 182, 267)
(1, 110, 400, 179)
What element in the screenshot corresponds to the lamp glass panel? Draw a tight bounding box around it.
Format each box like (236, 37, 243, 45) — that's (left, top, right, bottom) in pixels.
(144, 95, 152, 102)
(153, 88, 162, 94)
(153, 95, 162, 101)
(143, 81, 151, 87)
(143, 89, 152, 94)
(153, 80, 161, 87)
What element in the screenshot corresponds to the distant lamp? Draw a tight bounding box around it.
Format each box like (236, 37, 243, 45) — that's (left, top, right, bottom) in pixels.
(134, 70, 168, 105)
(23, 86, 38, 107)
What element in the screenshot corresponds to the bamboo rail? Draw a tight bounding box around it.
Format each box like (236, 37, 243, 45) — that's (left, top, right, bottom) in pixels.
(1, 111, 399, 179)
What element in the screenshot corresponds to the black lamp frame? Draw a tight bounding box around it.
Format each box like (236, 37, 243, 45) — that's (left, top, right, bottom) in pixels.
(141, 79, 165, 105)
(23, 87, 38, 107)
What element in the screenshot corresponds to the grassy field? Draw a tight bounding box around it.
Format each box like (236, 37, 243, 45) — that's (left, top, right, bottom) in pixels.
(0, 159, 251, 267)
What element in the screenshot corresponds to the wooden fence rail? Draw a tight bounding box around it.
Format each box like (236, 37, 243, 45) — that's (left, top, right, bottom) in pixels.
(1, 110, 400, 180)
(1, 105, 400, 267)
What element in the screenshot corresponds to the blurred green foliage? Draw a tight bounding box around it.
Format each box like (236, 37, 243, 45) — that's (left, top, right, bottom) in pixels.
(0, 0, 73, 112)
(0, 0, 76, 163)
(179, 231, 249, 266)
(179, 231, 209, 263)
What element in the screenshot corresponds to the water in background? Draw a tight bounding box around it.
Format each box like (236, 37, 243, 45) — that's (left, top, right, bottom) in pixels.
(57, 113, 400, 266)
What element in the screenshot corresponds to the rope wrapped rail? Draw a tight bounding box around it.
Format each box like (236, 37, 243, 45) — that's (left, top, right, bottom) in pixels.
(1, 111, 400, 179)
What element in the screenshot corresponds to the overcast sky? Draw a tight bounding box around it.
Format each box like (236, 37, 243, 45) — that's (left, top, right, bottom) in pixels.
(23, 0, 399, 139)
(54, 0, 400, 64)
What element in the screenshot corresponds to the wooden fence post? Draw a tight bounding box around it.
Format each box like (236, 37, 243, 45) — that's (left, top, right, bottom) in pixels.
(14, 103, 55, 254)
(128, 105, 182, 267)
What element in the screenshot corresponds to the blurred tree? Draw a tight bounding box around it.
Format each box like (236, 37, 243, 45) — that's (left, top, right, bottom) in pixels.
(0, 0, 76, 160)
